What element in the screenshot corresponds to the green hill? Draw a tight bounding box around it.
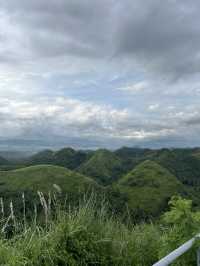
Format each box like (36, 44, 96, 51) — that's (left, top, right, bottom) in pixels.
(115, 147, 153, 172)
(0, 165, 100, 210)
(78, 149, 123, 185)
(151, 149, 200, 186)
(115, 147, 200, 188)
(53, 148, 88, 169)
(116, 160, 183, 218)
(28, 150, 55, 165)
(29, 148, 89, 170)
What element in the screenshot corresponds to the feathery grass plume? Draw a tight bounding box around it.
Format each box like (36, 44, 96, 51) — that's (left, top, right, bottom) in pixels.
(53, 184, 62, 194)
(37, 191, 48, 227)
(64, 193, 68, 209)
(1, 214, 11, 234)
(10, 201, 14, 221)
(0, 197, 4, 218)
(22, 192, 26, 231)
(1, 201, 16, 236)
(34, 203, 37, 227)
(48, 192, 51, 217)
(10, 200, 17, 231)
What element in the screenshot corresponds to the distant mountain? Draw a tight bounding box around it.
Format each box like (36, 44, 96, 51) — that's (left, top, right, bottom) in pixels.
(0, 151, 33, 161)
(29, 148, 89, 170)
(53, 148, 88, 169)
(116, 160, 183, 219)
(28, 149, 55, 165)
(115, 147, 153, 172)
(79, 149, 124, 185)
(0, 155, 9, 166)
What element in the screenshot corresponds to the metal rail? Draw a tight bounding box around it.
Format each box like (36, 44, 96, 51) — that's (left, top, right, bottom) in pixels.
(153, 234, 200, 266)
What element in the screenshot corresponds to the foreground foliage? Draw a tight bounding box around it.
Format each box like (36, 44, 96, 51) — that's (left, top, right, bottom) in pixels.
(0, 194, 199, 265)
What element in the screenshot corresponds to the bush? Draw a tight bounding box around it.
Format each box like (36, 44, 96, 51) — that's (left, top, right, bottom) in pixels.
(0, 194, 200, 265)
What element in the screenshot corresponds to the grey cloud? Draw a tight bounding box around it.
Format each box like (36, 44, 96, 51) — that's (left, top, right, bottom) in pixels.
(0, 0, 200, 78)
(185, 116, 200, 126)
(1, 0, 113, 59)
(0, 0, 200, 149)
(116, 0, 200, 78)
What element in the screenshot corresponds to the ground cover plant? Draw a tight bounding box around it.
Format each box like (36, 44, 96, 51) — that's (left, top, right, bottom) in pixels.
(0, 191, 199, 266)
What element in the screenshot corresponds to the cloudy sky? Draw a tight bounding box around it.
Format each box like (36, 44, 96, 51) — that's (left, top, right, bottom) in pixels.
(0, 0, 200, 150)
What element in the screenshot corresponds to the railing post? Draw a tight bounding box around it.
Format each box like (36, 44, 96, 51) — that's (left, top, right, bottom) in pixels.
(197, 248, 200, 266)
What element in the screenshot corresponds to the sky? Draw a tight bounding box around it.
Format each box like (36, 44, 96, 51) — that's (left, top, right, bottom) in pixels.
(0, 0, 200, 151)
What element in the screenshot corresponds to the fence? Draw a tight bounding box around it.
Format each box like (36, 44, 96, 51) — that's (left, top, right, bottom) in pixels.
(153, 234, 200, 266)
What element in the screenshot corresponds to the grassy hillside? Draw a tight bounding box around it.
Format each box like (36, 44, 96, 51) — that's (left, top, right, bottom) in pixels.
(115, 147, 200, 188)
(26, 147, 200, 188)
(151, 149, 200, 186)
(78, 149, 124, 185)
(116, 160, 183, 218)
(0, 165, 100, 214)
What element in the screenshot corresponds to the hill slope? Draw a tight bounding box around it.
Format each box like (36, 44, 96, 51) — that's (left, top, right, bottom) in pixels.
(151, 149, 200, 186)
(79, 149, 123, 184)
(0, 165, 100, 206)
(116, 160, 183, 218)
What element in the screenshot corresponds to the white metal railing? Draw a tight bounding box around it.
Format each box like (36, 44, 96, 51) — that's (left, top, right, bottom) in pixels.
(153, 234, 200, 266)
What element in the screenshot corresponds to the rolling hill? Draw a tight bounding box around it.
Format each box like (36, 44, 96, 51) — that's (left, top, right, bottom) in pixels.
(0, 164, 99, 194)
(116, 160, 183, 218)
(0, 164, 101, 214)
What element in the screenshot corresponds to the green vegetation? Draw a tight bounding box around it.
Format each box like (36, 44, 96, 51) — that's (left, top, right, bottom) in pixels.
(79, 149, 124, 185)
(0, 147, 200, 264)
(2, 147, 200, 219)
(29, 148, 89, 170)
(116, 160, 183, 218)
(0, 195, 199, 265)
(0, 164, 98, 193)
(28, 149, 55, 165)
(0, 165, 101, 217)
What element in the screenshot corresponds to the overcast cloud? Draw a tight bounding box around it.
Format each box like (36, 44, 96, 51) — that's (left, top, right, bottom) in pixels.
(0, 0, 200, 150)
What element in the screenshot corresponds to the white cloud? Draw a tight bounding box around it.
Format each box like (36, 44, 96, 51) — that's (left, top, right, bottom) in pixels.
(0, 96, 129, 138)
(117, 81, 149, 94)
(148, 104, 160, 111)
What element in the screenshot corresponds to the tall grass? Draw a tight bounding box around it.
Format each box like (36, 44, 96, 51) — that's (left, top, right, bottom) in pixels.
(0, 193, 198, 266)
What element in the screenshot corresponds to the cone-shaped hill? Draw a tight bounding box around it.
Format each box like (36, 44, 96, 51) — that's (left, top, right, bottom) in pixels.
(53, 148, 88, 169)
(116, 160, 183, 218)
(28, 150, 55, 165)
(29, 148, 88, 170)
(78, 149, 123, 185)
